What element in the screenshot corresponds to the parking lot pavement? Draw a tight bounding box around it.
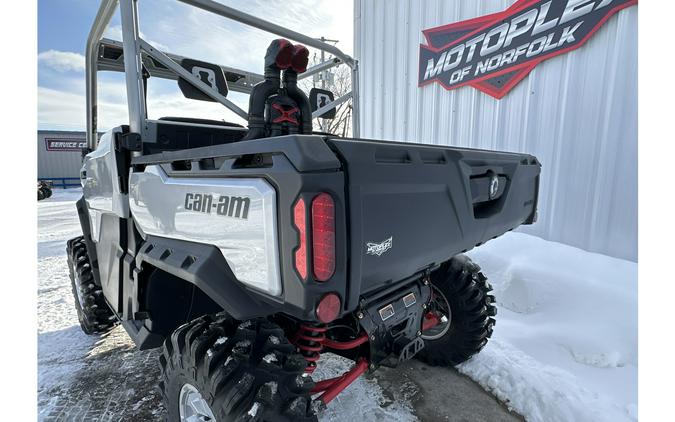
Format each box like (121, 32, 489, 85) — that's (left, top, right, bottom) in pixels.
(39, 326, 522, 421)
(376, 359, 523, 422)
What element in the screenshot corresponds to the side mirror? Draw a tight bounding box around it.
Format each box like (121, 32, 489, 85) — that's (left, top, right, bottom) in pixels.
(178, 58, 229, 101)
(309, 88, 336, 119)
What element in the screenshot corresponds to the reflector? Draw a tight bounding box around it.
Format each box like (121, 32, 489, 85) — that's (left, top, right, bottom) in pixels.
(316, 293, 341, 323)
(293, 198, 307, 280)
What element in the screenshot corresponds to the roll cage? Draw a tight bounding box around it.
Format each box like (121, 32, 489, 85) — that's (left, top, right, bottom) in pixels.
(85, 0, 360, 150)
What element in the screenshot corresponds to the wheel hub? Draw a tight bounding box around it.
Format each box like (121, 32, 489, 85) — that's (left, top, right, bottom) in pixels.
(179, 383, 216, 422)
(420, 285, 452, 340)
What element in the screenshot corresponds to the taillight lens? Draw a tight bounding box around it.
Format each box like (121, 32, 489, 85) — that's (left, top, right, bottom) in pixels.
(312, 193, 335, 281)
(293, 198, 307, 280)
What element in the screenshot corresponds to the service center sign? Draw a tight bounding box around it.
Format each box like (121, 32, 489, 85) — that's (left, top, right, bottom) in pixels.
(45, 138, 87, 152)
(419, 0, 637, 98)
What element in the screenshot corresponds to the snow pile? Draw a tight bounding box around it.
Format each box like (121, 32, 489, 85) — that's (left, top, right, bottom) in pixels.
(462, 232, 637, 422)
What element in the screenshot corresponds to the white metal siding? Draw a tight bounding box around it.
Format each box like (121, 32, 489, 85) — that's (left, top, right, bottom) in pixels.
(37, 131, 87, 180)
(354, 0, 638, 261)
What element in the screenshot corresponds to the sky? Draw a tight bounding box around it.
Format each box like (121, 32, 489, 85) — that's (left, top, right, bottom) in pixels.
(37, 0, 354, 131)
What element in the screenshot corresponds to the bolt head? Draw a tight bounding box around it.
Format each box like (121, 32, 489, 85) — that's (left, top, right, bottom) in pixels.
(416, 330, 422, 337)
(357, 312, 364, 319)
(370, 335, 375, 341)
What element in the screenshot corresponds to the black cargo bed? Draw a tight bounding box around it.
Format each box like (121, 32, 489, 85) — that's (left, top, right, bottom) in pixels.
(325, 137, 540, 302)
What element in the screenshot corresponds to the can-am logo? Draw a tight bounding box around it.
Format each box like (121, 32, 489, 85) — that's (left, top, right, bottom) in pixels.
(418, 0, 637, 98)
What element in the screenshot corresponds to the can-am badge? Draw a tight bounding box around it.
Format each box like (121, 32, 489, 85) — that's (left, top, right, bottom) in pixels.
(489, 174, 499, 199)
(366, 236, 393, 256)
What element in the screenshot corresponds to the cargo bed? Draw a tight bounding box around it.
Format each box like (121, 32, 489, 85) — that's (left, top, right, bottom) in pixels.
(131, 133, 540, 314)
(325, 137, 540, 299)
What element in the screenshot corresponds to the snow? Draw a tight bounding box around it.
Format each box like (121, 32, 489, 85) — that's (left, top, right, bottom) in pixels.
(247, 401, 261, 417)
(462, 232, 637, 422)
(312, 353, 417, 421)
(262, 353, 278, 364)
(38, 188, 637, 422)
(38, 188, 98, 418)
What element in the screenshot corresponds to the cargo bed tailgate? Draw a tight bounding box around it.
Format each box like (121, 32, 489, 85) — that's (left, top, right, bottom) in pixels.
(326, 138, 540, 297)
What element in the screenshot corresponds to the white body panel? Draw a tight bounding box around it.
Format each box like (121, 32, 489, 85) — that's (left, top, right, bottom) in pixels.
(81, 128, 130, 242)
(129, 165, 281, 296)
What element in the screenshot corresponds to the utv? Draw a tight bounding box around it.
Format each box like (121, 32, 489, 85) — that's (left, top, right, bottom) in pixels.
(68, 1, 540, 420)
(38, 180, 53, 201)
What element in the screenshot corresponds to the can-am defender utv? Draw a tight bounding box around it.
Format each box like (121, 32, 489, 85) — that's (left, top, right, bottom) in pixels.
(68, 1, 541, 420)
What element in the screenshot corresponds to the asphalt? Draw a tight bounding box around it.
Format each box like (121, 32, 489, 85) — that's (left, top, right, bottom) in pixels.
(39, 326, 522, 421)
(376, 360, 523, 422)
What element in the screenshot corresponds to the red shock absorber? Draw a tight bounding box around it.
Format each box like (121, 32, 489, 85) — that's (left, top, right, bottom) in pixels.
(291, 322, 372, 405)
(293, 323, 327, 373)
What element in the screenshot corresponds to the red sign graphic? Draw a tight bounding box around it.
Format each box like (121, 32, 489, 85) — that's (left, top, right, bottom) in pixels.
(418, 0, 637, 98)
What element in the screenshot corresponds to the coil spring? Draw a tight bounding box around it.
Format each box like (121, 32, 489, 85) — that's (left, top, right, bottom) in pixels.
(293, 323, 327, 373)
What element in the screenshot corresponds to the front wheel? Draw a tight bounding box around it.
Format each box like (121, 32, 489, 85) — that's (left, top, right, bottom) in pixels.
(160, 314, 318, 422)
(416, 255, 496, 366)
(66, 236, 117, 334)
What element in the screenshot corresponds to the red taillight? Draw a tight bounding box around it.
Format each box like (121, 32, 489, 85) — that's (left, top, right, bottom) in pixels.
(311, 193, 335, 281)
(316, 293, 341, 323)
(293, 198, 307, 280)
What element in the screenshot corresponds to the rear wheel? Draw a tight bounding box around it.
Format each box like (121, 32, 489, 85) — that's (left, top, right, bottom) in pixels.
(416, 255, 496, 366)
(67, 236, 117, 334)
(160, 314, 318, 422)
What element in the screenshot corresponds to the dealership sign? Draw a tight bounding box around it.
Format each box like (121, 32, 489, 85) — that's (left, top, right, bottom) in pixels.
(419, 0, 637, 98)
(45, 138, 87, 152)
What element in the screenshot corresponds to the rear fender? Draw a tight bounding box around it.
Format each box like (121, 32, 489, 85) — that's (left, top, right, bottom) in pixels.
(135, 235, 274, 321)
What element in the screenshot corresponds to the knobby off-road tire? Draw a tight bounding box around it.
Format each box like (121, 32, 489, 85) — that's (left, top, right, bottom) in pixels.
(160, 314, 318, 422)
(66, 236, 117, 334)
(417, 254, 497, 366)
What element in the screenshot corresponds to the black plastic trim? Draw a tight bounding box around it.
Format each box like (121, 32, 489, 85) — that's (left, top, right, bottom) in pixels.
(131, 135, 341, 173)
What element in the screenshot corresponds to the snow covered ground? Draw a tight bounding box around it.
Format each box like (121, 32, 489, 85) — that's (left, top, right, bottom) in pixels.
(463, 234, 637, 421)
(38, 188, 637, 421)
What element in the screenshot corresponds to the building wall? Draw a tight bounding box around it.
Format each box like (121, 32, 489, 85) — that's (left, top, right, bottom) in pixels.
(37, 130, 87, 181)
(354, 0, 638, 261)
